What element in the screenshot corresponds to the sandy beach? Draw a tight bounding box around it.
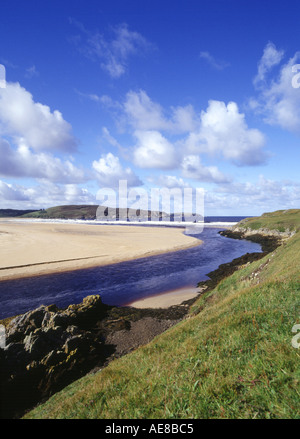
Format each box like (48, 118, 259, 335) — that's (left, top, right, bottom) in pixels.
(127, 286, 203, 308)
(0, 220, 202, 285)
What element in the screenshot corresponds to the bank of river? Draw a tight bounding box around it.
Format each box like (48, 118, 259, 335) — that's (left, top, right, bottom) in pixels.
(0, 227, 262, 319)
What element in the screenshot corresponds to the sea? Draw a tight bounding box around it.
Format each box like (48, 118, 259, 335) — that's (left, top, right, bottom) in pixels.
(0, 216, 261, 320)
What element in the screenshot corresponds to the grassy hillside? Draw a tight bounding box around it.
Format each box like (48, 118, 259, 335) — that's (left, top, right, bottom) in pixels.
(24, 210, 300, 419)
(20, 205, 166, 220)
(0, 209, 37, 218)
(235, 209, 300, 233)
(21, 205, 98, 220)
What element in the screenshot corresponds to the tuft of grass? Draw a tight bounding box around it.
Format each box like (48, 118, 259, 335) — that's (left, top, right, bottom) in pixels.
(24, 222, 300, 419)
(247, 221, 262, 230)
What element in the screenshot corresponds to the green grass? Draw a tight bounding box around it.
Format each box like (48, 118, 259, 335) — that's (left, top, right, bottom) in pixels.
(0, 209, 37, 218)
(21, 205, 98, 220)
(24, 210, 300, 419)
(237, 209, 300, 233)
(20, 204, 165, 220)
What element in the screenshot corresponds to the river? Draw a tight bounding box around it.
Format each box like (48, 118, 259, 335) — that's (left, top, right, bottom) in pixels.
(0, 226, 262, 319)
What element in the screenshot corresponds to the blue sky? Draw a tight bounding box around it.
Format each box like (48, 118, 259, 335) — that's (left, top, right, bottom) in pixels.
(0, 0, 299, 215)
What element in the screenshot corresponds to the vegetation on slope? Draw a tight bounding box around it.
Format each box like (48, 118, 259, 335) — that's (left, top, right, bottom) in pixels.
(21, 205, 98, 220)
(24, 210, 300, 419)
(235, 209, 300, 233)
(5, 204, 167, 221)
(0, 209, 37, 218)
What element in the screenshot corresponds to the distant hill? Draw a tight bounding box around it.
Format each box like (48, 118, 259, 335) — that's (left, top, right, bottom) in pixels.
(1, 204, 198, 221)
(0, 209, 37, 218)
(3, 204, 171, 221)
(21, 205, 98, 220)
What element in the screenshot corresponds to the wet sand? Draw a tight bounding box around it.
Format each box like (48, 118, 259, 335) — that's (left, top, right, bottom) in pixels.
(0, 219, 202, 281)
(127, 286, 203, 308)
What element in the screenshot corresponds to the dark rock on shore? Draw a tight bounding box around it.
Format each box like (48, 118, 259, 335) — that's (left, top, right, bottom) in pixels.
(195, 230, 282, 299)
(197, 251, 265, 293)
(0, 294, 193, 419)
(219, 229, 282, 253)
(0, 295, 107, 419)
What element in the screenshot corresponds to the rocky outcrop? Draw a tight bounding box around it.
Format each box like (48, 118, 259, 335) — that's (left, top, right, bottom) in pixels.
(218, 227, 285, 253)
(0, 295, 109, 419)
(228, 225, 295, 240)
(0, 294, 193, 419)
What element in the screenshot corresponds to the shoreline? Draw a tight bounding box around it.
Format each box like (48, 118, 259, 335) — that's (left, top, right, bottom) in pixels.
(0, 221, 203, 281)
(0, 227, 285, 419)
(126, 286, 203, 308)
(0, 221, 280, 312)
(0, 240, 202, 282)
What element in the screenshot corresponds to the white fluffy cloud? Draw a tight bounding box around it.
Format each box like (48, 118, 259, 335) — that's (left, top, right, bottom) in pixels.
(121, 91, 267, 169)
(0, 82, 86, 186)
(124, 90, 170, 131)
(209, 175, 300, 212)
(0, 180, 29, 201)
(0, 138, 85, 183)
(181, 155, 230, 183)
(0, 179, 96, 209)
(151, 175, 190, 189)
(124, 90, 198, 133)
(133, 130, 179, 169)
(93, 152, 142, 187)
(251, 43, 300, 134)
(254, 42, 284, 85)
(0, 82, 77, 152)
(185, 100, 267, 166)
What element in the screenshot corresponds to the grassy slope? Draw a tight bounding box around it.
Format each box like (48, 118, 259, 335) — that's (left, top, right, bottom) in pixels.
(25, 210, 300, 419)
(20, 205, 163, 220)
(21, 205, 98, 219)
(235, 209, 300, 232)
(0, 209, 37, 218)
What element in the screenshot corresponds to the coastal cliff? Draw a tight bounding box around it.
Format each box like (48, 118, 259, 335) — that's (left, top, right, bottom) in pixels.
(220, 224, 295, 243)
(221, 209, 299, 239)
(219, 209, 299, 252)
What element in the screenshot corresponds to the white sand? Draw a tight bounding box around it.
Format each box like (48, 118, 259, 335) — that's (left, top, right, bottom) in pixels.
(0, 219, 202, 280)
(127, 286, 202, 308)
